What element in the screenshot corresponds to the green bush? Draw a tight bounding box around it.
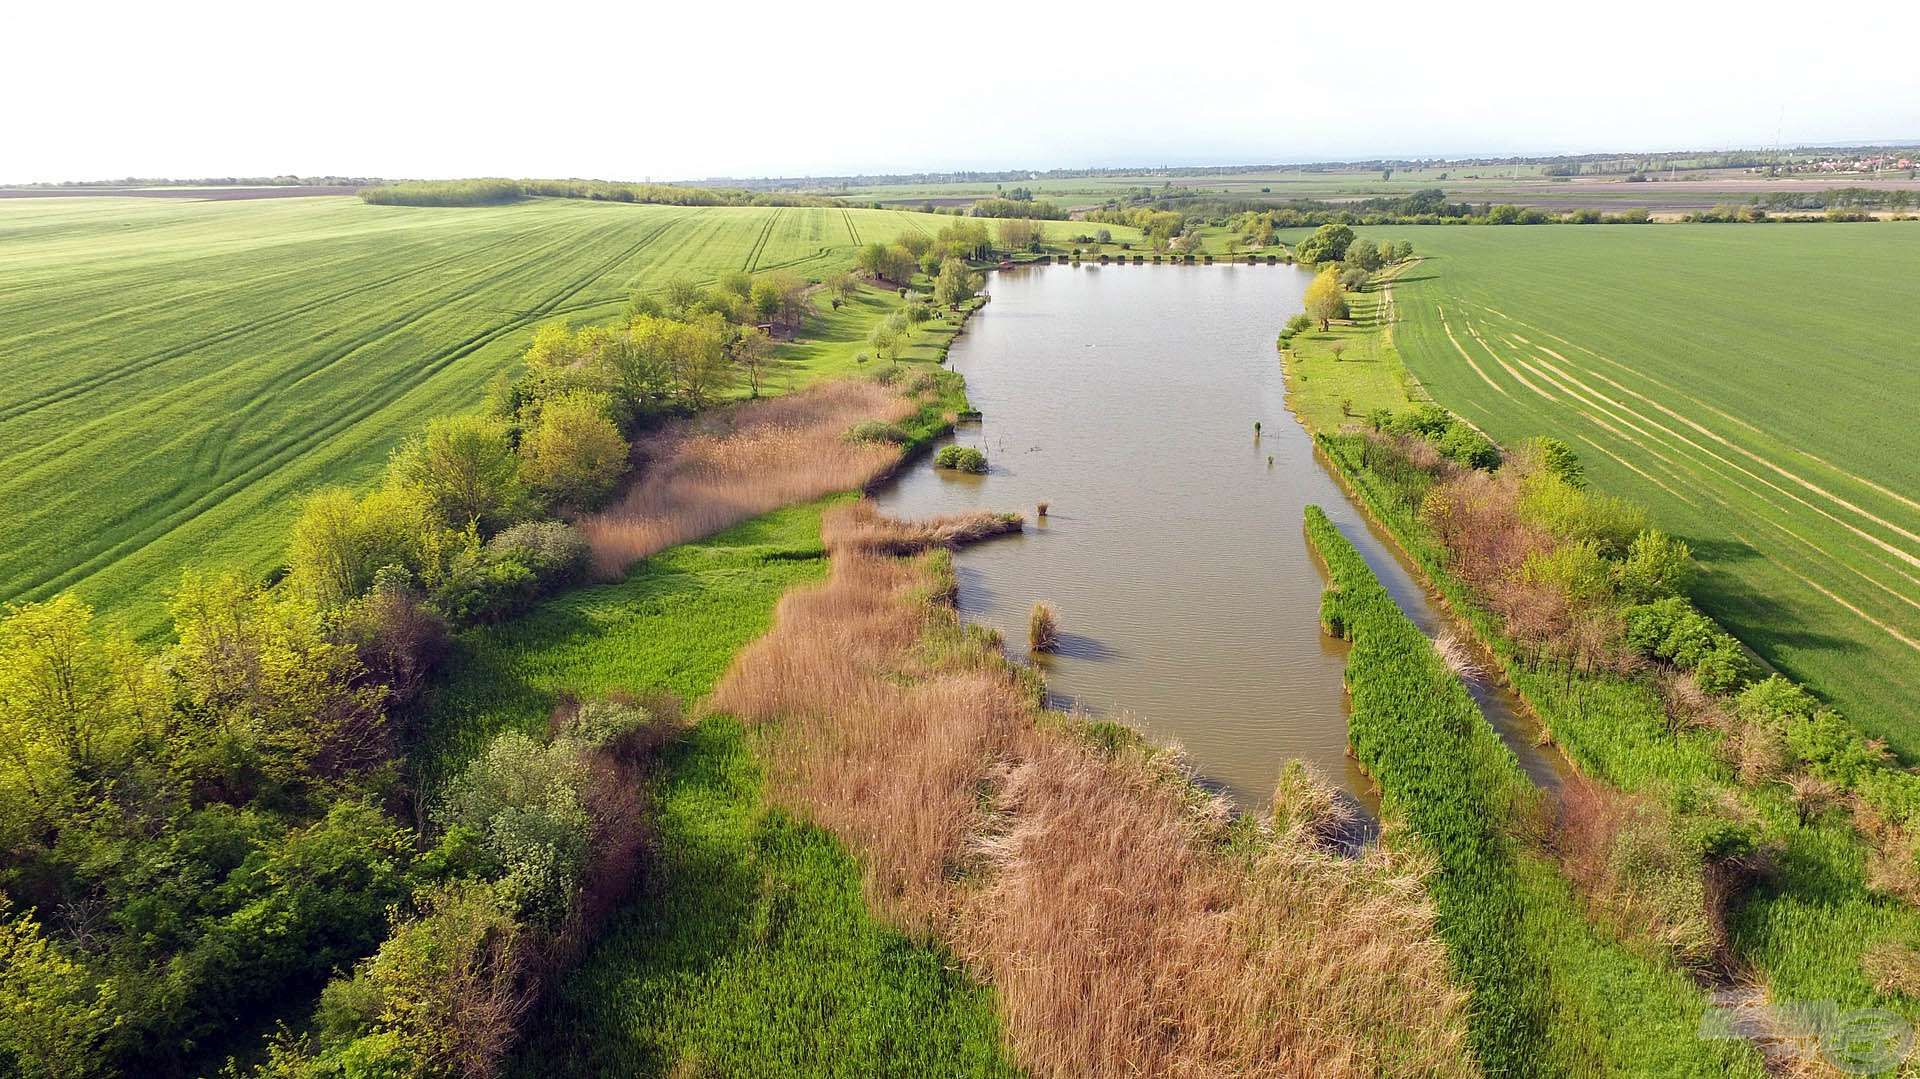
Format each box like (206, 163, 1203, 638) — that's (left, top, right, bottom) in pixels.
(845, 420, 910, 445)
(1615, 529, 1695, 603)
(1531, 437, 1586, 488)
(429, 542, 539, 624)
(486, 521, 590, 587)
(436, 731, 592, 926)
(1280, 312, 1314, 339)
(934, 445, 988, 474)
(1437, 422, 1501, 470)
(1388, 404, 1453, 439)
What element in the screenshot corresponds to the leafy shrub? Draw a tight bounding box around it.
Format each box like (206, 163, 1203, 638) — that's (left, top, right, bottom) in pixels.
(429, 541, 539, 624)
(1279, 312, 1314, 340)
(436, 732, 592, 926)
(486, 521, 590, 588)
(935, 445, 988, 474)
(1624, 597, 1744, 692)
(516, 391, 629, 510)
(1531, 437, 1586, 488)
(845, 420, 910, 445)
(1387, 404, 1453, 439)
(1518, 470, 1648, 557)
(298, 880, 527, 1077)
(1615, 529, 1694, 603)
(1437, 423, 1501, 470)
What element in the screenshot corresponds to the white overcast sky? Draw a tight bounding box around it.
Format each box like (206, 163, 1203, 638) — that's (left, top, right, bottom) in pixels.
(5, 1, 1917, 183)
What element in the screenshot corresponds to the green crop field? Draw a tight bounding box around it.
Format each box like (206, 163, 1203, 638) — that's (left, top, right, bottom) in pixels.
(0, 196, 959, 637)
(1360, 223, 1920, 756)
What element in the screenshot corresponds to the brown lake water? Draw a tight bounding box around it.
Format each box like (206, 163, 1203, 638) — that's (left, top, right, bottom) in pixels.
(874, 264, 1563, 810)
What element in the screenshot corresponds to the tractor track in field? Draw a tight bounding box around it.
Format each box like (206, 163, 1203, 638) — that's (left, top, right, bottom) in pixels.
(741, 210, 779, 272)
(0, 225, 551, 425)
(1471, 302, 1920, 527)
(1439, 308, 1920, 642)
(0, 221, 595, 484)
(201, 215, 676, 472)
(3, 216, 681, 600)
(841, 209, 861, 246)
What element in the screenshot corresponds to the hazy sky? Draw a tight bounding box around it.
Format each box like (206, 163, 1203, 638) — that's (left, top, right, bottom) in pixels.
(7, 1, 1917, 183)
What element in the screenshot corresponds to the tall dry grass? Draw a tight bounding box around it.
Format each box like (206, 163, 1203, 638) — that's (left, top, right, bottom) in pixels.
(579, 380, 921, 578)
(708, 501, 1477, 1077)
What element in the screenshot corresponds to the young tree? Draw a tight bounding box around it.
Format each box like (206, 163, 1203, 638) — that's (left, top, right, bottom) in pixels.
(1303, 269, 1349, 330)
(933, 258, 981, 308)
(386, 415, 525, 532)
(0, 595, 164, 841)
(825, 271, 858, 303)
(995, 217, 1043, 253)
(855, 242, 891, 279)
(660, 276, 705, 318)
(289, 485, 437, 608)
(516, 392, 629, 509)
(730, 327, 775, 399)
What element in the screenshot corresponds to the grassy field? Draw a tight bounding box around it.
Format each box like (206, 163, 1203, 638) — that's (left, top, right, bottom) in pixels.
(410, 499, 1015, 1075)
(0, 196, 959, 636)
(1331, 224, 1920, 757)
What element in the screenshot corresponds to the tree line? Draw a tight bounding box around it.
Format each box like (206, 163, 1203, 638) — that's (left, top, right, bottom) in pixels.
(360, 178, 842, 209)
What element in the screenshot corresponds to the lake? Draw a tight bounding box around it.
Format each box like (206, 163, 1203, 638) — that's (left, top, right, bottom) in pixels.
(874, 263, 1560, 809)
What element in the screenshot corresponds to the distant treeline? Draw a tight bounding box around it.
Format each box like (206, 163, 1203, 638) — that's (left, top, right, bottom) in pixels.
(1747, 186, 1919, 211)
(1141, 189, 1653, 227)
(16, 174, 383, 188)
(359, 178, 841, 208)
(967, 196, 1067, 219)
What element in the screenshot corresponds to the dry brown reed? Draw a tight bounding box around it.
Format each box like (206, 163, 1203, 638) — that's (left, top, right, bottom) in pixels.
(708, 502, 1478, 1077)
(1026, 602, 1059, 653)
(579, 380, 921, 578)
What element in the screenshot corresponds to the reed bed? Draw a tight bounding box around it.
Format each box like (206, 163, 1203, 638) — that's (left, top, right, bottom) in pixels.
(579, 381, 919, 577)
(708, 502, 1477, 1077)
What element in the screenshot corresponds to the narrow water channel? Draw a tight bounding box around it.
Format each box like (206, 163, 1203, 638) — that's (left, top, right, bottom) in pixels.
(873, 264, 1563, 810)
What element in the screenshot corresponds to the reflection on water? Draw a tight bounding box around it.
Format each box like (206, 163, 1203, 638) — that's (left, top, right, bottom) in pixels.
(874, 264, 1561, 810)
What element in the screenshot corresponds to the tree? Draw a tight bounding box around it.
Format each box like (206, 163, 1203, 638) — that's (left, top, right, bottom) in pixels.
(1302, 268, 1348, 330)
(933, 258, 981, 308)
(0, 905, 120, 1079)
(1294, 223, 1355, 265)
(825, 271, 858, 303)
(1616, 529, 1695, 602)
(855, 242, 891, 278)
(1346, 242, 1383, 273)
(730, 327, 775, 399)
(0, 595, 163, 845)
(288, 485, 437, 608)
(386, 415, 525, 532)
(516, 392, 629, 509)
(867, 314, 906, 362)
(170, 572, 390, 785)
(661, 277, 705, 318)
(995, 218, 1044, 253)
